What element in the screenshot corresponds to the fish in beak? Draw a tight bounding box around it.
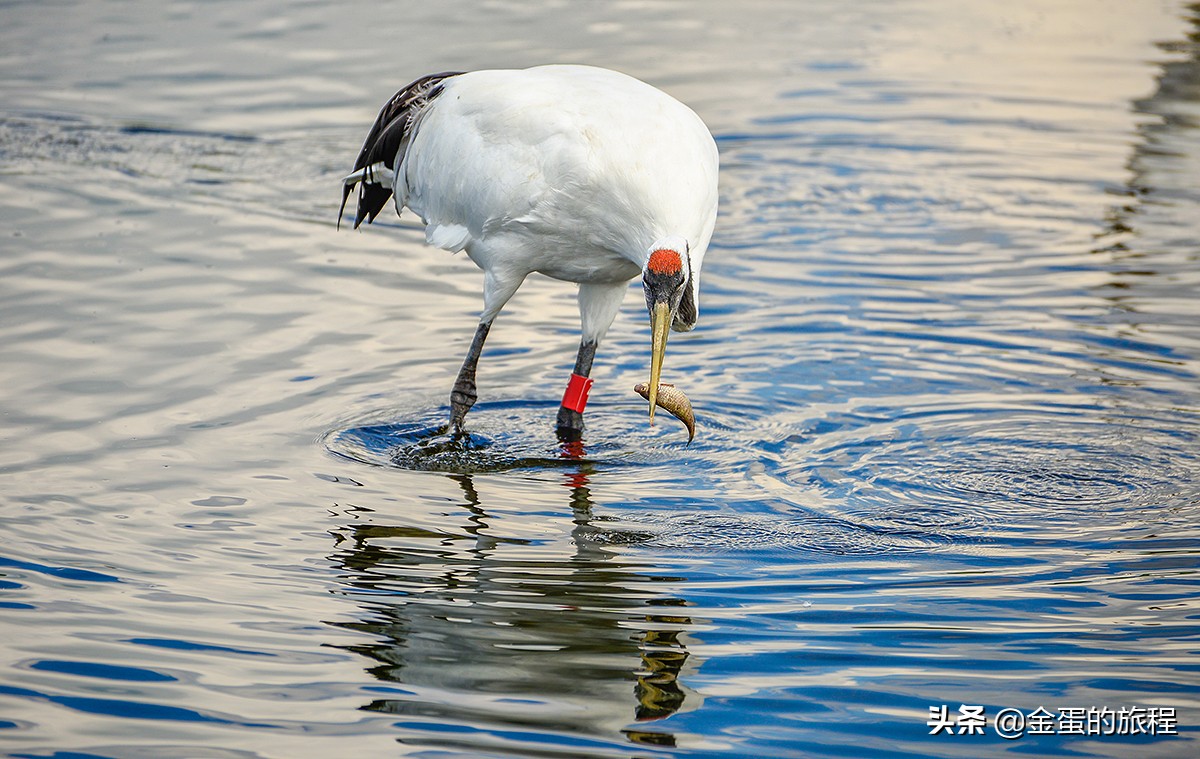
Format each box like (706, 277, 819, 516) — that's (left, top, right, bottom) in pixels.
(634, 381, 695, 443)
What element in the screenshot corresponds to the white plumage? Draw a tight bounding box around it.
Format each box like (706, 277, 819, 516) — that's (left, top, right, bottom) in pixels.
(341, 64, 719, 440)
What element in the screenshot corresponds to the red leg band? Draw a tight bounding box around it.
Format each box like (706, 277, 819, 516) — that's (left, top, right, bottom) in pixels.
(561, 373, 593, 414)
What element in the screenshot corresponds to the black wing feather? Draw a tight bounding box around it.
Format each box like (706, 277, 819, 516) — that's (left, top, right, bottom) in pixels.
(339, 71, 463, 230)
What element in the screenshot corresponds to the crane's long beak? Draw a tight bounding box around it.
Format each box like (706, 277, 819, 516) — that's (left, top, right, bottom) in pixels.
(648, 301, 671, 422)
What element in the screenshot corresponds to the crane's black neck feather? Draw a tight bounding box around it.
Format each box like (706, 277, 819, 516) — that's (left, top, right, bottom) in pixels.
(675, 264, 697, 329)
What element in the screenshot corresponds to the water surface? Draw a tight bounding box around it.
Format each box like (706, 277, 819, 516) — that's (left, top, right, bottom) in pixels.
(2, 1, 1198, 757)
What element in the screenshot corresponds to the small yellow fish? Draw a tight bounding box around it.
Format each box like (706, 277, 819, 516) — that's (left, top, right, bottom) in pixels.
(634, 382, 696, 444)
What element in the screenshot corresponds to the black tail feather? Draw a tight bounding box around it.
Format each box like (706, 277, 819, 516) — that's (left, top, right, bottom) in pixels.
(338, 71, 463, 231)
(336, 182, 354, 231)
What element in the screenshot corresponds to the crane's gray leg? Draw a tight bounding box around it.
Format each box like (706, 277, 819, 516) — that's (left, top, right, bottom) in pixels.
(450, 320, 492, 434)
(555, 339, 597, 442)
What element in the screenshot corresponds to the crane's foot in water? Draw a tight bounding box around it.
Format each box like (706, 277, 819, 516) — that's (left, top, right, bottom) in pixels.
(555, 406, 585, 443)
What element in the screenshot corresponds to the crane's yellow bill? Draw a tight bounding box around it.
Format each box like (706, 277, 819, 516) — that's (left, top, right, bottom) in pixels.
(648, 301, 671, 422)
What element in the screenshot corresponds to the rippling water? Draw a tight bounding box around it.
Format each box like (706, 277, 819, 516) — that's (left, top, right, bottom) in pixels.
(2, 1, 1199, 757)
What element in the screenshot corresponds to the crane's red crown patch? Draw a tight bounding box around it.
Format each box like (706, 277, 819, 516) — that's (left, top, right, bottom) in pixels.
(647, 249, 683, 275)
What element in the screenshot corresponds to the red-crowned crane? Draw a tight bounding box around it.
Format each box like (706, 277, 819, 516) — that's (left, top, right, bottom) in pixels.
(340, 65, 718, 441)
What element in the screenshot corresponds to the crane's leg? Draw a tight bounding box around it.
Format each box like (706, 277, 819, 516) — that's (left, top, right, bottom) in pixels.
(450, 319, 491, 435)
(554, 282, 626, 442)
(555, 339, 597, 442)
(448, 270, 525, 435)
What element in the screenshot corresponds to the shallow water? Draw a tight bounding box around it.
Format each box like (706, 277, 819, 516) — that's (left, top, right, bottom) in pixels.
(2, 1, 1199, 757)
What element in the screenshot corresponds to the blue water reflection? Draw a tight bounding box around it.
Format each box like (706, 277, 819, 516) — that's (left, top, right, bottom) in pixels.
(1, 0, 1198, 757)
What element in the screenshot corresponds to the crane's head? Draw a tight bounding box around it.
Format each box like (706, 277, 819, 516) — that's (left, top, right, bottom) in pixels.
(641, 237, 694, 422)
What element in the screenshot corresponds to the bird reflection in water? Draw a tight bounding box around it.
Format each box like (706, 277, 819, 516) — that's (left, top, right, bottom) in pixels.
(326, 447, 698, 752)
